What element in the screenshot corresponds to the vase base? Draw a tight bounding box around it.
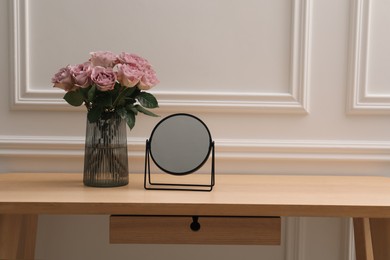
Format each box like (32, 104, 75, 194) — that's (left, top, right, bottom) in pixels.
(83, 180, 129, 188)
(84, 184, 129, 188)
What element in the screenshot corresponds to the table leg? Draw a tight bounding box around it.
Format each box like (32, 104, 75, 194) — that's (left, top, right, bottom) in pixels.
(353, 218, 374, 260)
(353, 218, 390, 260)
(0, 214, 38, 260)
(369, 218, 390, 260)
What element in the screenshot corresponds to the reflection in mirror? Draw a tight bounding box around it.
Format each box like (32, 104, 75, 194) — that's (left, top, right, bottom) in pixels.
(149, 114, 212, 175)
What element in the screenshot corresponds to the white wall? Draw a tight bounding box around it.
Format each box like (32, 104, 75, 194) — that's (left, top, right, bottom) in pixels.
(1, 0, 389, 259)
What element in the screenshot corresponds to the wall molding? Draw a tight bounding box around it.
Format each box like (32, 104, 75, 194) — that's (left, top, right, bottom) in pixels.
(9, 0, 311, 114)
(1, 136, 389, 162)
(217, 139, 390, 162)
(285, 217, 306, 260)
(348, 0, 390, 115)
(344, 218, 355, 260)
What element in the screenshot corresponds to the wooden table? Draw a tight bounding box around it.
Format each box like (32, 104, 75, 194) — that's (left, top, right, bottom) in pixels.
(1, 173, 390, 260)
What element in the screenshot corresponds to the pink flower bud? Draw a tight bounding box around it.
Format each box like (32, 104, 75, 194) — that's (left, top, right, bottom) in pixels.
(90, 51, 117, 68)
(70, 62, 92, 88)
(52, 65, 76, 91)
(91, 66, 116, 92)
(138, 67, 159, 90)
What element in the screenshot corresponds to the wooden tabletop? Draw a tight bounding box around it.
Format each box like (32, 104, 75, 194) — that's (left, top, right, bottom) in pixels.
(1, 173, 390, 217)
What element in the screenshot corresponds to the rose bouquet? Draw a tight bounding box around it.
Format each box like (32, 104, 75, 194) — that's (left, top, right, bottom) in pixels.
(52, 51, 159, 129)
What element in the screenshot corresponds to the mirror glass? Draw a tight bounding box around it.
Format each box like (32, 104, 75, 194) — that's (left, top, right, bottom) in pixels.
(149, 114, 212, 175)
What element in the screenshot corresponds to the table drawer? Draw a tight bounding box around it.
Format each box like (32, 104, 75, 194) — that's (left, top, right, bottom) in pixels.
(110, 215, 281, 245)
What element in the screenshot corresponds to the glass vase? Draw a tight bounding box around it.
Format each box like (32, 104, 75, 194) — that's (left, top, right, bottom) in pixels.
(83, 112, 129, 187)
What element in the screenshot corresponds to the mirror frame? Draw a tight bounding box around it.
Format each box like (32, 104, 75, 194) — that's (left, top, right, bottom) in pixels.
(148, 113, 213, 175)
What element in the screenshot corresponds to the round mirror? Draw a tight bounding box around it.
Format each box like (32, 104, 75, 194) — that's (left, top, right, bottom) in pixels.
(149, 113, 212, 175)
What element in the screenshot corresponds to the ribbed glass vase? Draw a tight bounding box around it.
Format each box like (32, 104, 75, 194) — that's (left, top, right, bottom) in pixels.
(83, 112, 129, 187)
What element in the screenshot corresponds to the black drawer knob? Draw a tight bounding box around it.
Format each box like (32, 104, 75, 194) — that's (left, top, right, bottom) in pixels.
(190, 216, 201, 231)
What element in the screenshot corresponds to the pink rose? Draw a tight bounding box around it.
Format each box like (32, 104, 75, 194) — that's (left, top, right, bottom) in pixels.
(116, 64, 143, 88)
(51, 65, 76, 91)
(91, 66, 116, 92)
(90, 51, 117, 68)
(70, 62, 91, 88)
(117, 52, 150, 69)
(138, 67, 159, 90)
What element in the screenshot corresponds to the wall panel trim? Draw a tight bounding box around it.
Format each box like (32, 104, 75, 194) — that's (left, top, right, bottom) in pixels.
(285, 217, 306, 260)
(348, 0, 390, 115)
(9, 0, 311, 114)
(1, 136, 389, 162)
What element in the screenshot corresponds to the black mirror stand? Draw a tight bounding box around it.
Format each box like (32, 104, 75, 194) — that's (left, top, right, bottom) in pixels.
(144, 140, 215, 192)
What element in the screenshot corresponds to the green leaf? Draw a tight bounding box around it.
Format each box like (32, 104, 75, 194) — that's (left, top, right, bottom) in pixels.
(80, 86, 91, 96)
(128, 87, 140, 98)
(125, 87, 137, 97)
(135, 105, 159, 117)
(126, 104, 138, 115)
(112, 87, 137, 108)
(136, 92, 159, 108)
(87, 85, 96, 102)
(87, 106, 103, 123)
(64, 90, 84, 106)
(116, 107, 127, 119)
(126, 110, 136, 130)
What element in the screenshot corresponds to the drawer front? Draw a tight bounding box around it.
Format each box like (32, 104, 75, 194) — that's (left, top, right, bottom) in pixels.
(110, 215, 281, 245)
